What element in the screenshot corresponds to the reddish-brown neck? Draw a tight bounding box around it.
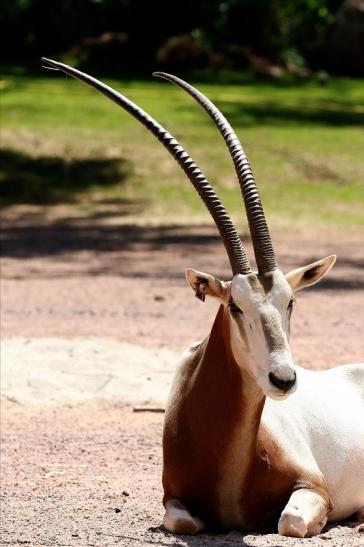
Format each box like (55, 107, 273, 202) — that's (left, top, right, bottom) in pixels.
(163, 304, 265, 526)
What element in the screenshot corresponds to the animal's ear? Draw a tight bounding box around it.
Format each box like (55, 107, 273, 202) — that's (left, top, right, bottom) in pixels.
(285, 255, 336, 292)
(185, 268, 227, 302)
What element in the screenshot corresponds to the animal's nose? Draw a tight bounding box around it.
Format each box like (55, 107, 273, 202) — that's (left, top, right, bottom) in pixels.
(269, 371, 296, 392)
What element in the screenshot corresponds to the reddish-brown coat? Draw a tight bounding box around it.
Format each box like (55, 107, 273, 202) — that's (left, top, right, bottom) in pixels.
(163, 305, 245, 524)
(162, 303, 330, 530)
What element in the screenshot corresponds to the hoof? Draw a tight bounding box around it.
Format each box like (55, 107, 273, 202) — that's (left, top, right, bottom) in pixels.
(278, 505, 327, 538)
(305, 517, 327, 538)
(278, 507, 307, 538)
(163, 500, 205, 535)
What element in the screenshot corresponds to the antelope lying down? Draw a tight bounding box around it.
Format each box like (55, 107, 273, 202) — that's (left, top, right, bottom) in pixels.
(42, 58, 364, 538)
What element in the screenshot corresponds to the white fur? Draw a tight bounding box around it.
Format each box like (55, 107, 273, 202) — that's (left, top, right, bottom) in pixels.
(219, 267, 363, 524)
(263, 363, 364, 520)
(279, 489, 328, 537)
(230, 271, 297, 399)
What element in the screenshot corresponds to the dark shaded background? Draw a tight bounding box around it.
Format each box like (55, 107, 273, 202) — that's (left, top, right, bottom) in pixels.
(1, 0, 364, 77)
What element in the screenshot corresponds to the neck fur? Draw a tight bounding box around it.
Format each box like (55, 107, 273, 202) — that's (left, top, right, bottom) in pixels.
(201, 305, 266, 526)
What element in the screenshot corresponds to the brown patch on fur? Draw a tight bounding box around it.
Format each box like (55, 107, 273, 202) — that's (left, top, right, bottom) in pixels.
(229, 310, 250, 351)
(237, 321, 250, 351)
(241, 426, 331, 530)
(260, 311, 286, 352)
(217, 384, 265, 529)
(258, 272, 274, 294)
(163, 305, 246, 525)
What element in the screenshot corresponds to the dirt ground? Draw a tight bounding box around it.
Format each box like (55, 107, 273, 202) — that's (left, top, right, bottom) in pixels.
(1, 207, 364, 546)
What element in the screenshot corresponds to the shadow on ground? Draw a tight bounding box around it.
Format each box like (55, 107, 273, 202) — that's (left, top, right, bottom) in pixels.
(1, 218, 363, 289)
(0, 221, 224, 259)
(0, 148, 133, 205)
(134, 521, 362, 546)
(218, 98, 364, 127)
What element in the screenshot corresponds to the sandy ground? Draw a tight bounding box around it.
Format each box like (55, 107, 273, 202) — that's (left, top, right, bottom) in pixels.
(1, 208, 364, 546)
(1, 338, 176, 407)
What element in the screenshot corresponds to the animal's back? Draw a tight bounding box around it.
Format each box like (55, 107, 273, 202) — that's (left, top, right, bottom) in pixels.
(262, 363, 364, 520)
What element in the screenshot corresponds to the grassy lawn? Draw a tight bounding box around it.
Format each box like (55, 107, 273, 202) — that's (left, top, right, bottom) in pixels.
(1, 71, 363, 232)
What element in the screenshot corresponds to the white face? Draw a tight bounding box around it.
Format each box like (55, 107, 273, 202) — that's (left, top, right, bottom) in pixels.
(229, 270, 297, 400)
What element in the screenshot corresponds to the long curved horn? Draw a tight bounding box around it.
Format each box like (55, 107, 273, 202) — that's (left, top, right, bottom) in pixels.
(41, 58, 251, 275)
(153, 72, 277, 275)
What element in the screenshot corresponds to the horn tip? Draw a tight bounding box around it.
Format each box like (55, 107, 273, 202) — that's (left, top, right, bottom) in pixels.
(41, 57, 60, 70)
(152, 71, 170, 80)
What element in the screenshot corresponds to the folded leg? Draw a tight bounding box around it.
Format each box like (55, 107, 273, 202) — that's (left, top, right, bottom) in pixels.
(278, 488, 329, 538)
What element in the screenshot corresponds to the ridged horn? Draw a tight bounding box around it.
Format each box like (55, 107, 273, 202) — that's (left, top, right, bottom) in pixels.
(41, 58, 251, 275)
(153, 72, 278, 275)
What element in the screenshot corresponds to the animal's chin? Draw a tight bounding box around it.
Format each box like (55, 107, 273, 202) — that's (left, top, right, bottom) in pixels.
(262, 382, 298, 401)
(265, 390, 291, 401)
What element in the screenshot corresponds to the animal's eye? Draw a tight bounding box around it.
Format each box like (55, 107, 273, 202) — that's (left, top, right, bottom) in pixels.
(229, 300, 243, 314)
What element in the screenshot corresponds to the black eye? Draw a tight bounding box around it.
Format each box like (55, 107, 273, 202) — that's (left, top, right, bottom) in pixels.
(229, 300, 243, 314)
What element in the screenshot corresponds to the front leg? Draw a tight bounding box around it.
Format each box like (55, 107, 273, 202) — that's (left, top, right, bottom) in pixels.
(278, 488, 330, 538)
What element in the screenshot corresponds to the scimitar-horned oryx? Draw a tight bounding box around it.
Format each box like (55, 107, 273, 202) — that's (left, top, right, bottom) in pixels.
(42, 58, 364, 538)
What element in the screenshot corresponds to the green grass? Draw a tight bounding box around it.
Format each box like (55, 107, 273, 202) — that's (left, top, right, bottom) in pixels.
(1, 72, 364, 231)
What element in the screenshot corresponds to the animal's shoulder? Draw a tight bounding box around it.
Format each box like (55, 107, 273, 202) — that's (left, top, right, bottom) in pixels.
(180, 339, 206, 368)
(331, 363, 364, 399)
(167, 338, 207, 397)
